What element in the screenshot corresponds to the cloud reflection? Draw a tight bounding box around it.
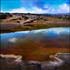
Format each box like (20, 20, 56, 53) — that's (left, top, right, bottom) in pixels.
(8, 38, 18, 43)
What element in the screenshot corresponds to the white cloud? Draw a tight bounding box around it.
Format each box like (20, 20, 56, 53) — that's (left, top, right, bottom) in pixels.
(44, 3, 70, 14)
(7, 7, 47, 14)
(9, 8, 29, 13)
(2, 3, 70, 14)
(30, 7, 46, 14)
(0, 10, 3, 12)
(57, 4, 70, 13)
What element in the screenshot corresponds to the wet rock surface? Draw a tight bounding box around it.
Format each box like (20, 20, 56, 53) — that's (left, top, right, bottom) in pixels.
(0, 53, 70, 70)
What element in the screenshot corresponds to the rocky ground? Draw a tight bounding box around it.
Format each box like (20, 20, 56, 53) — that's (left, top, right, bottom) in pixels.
(0, 53, 70, 70)
(0, 13, 70, 33)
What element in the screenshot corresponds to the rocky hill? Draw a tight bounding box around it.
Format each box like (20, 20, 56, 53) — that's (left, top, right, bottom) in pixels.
(0, 13, 70, 33)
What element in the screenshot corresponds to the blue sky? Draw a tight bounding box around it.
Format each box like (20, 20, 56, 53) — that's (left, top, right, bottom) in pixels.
(1, 0, 70, 14)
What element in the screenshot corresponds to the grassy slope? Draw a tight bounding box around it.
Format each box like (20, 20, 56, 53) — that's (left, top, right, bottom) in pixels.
(0, 15, 70, 33)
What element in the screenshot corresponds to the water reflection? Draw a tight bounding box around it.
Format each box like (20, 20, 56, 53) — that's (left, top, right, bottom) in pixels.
(0, 27, 70, 70)
(0, 27, 70, 48)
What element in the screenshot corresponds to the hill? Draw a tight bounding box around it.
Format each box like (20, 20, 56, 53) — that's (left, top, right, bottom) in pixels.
(0, 13, 70, 33)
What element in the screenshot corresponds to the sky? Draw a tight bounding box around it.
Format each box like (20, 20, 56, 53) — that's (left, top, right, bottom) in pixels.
(1, 0, 70, 14)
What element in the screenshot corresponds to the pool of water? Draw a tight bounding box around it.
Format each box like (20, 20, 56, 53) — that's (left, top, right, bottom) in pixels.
(0, 27, 70, 49)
